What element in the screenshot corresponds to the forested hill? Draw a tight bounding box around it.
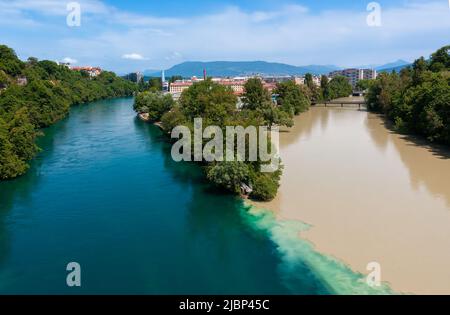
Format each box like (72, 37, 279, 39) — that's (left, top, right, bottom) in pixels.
(0, 44, 138, 180)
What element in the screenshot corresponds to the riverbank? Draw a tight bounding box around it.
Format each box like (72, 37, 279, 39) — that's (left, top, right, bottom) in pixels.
(250, 100, 450, 295)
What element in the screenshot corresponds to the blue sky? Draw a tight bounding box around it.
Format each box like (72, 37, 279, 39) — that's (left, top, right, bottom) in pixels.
(0, 0, 449, 73)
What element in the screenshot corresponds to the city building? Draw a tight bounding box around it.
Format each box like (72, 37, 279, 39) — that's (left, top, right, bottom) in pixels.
(262, 81, 277, 93)
(294, 75, 323, 87)
(123, 72, 144, 83)
(213, 78, 247, 95)
(312, 76, 321, 86)
(169, 76, 277, 96)
(361, 69, 377, 81)
(294, 77, 305, 85)
(58, 62, 71, 68)
(263, 76, 293, 84)
(328, 68, 377, 87)
(161, 70, 169, 92)
(169, 80, 194, 94)
(71, 66, 102, 77)
(16, 77, 28, 86)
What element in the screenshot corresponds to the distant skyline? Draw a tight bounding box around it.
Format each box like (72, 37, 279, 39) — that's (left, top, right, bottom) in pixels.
(0, 0, 449, 73)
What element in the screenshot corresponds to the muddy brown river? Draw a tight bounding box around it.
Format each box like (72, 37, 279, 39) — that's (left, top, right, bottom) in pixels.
(252, 98, 450, 294)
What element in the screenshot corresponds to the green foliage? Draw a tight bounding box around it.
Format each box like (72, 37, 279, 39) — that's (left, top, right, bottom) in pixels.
(8, 107, 39, 161)
(429, 45, 450, 72)
(0, 70, 9, 87)
(147, 77, 163, 92)
(169, 75, 183, 83)
(250, 173, 280, 201)
(366, 45, 450, 145)
(320, 75, 328, 90)
(207, 161, 250, 193)
(180, 78, 237, 125)
(161, 107, 187, 132)
(0, 45, 24, 76)
(0, 44, 137, 180)
(242, 78, 271, 111)
(134, 91, 174, 121)
(136, 72, 324, 200)
(242, 78, 293, 128)
(260, 105, 294, 128)
(411, 72, 450, 143)
(355, 79, 371, 91)
(275, 80, 310, 115)
(324, 76, 352, 100)
(0, 117, 28, 179)
(138, 78, 148, 91)
(135, 75, 288, 200)
(304, 73, 314, 91)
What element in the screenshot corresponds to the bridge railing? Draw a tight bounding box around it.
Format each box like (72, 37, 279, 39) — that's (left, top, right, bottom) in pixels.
(312, 100, 367, 108)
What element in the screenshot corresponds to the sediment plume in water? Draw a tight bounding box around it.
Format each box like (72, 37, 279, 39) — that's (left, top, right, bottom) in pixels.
(239, 203, 395, 295)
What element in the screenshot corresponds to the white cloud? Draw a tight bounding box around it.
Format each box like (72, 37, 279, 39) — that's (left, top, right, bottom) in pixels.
(1, 0, 449, 72)
(113, 12, 184, 27)
(0, 0, 182, 27)
(103, 1, 450, 68)
(62, 57, 77, 64)
(122, 53, 147, 60)
(0, 0, 109, 16)
(165, 51, 183, 61)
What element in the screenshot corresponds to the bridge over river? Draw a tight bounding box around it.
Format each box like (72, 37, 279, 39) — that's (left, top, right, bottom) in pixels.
(312, 96, 366, 109)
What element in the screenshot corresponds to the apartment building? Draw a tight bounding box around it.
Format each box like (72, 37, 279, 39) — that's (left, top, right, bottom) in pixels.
(328, 68, 377, 87)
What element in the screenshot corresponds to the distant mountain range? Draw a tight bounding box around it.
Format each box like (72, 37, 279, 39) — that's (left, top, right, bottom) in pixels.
(375, 60, 411, 73)
(143, 60, 412, 78)
(144, 61, 340, 78)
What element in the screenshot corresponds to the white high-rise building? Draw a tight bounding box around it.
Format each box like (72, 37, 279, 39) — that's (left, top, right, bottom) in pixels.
(328, 68, 377, 87)
(162, 70, 169, 92)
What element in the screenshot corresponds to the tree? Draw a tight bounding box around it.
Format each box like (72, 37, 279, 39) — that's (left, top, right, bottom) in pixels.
(261, 104, 293, 129)
(133, 91, 174, 121)
(412, 57, 428, 85)
(8, 107, 39, 161)
(161, 107, 187, 132)
(27, 57, 39, 66)
(325, 76, 352, 100)
(250, 173, 280, 201)
(366, 72, 402, 114)
(0, 117, 28, 179)
(0, 70, 9, 88)
(207, 161, 250, 193)
(355, 79, 371, 91)
(320, 75, 328, 90)
(242, 78, 294, 128)
(411, 72, 450, 143)
(242, 78, 271, 110)
(275, 80, 310, 115)
(366, 45, 450, 145)
(169, 75, 183, 83)
(304, 73, 314, 91)
(180, 78, 237, 126)
(147, 77, 163, 92)
(0, 45, 24, 76)
(138, 78, 147, 91)
(429, 45, 450, 72)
